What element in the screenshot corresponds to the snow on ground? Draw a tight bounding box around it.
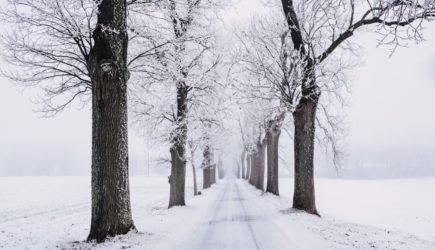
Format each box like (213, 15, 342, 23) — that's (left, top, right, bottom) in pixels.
(279, 177, 435, 242)
(0, 176, 434, 249)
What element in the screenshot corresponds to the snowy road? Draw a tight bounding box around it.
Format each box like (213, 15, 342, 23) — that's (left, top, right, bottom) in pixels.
(189, 180, 264, 249)
(163, 179, 435, 250)
(171, 179, 319, 250)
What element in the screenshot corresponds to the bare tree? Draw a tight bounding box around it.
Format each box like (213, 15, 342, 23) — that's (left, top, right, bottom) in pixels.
(87, 0, 137, 241)
(237, 103, 268, 191)
(253, 136, 267, 190)
(229, 13, 296, 193)
(0, 0, 154, 242)
(266, 111, 286, 195)
(233, 99, 269, 189)
(231, 0, 435, 213)
(0, 0, 159, 114)
(230, 16, 297, 193)
(278, 0, 435, 214)
(201, 121, 215, 189)
(0, 0, 95, 114)
(129, 0, 222, 207)
(185, 98, 226, 194)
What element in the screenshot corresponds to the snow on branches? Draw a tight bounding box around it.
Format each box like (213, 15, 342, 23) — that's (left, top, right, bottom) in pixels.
(130, 0, 225, 147)
(0, 0, 98, 114)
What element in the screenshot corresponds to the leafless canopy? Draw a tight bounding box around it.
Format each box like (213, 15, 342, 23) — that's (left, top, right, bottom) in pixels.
(0, 0, 96, 114)
(0, 0, 166, 115)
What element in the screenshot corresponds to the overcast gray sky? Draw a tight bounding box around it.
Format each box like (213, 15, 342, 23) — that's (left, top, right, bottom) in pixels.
(0, 0, 434, 176)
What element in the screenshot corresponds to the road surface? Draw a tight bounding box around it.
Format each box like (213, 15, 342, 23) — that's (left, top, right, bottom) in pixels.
(170, 178, 318, 250)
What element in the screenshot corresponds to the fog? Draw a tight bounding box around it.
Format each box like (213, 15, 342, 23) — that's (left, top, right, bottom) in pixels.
(0, 0, 434, 177)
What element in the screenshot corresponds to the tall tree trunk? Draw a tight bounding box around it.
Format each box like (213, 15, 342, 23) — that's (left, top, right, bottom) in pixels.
(241, 151, 246, 179)
(203, 167, 211, 189)
(87, 0, 135, 242)
(246, 154, 251, 180)
(266, 129, 281, 195)
(249, 153, 257, 186)
(168, 86, 188, 208)
(266, 113, 285, 195)
(281, 0, 320, 215)
(292, 92, 320, 215)
(255, 140, 266, 191)
(202, 145, 212, 189)
(192, 162, 198, 196)
(248, 154, 254, 185)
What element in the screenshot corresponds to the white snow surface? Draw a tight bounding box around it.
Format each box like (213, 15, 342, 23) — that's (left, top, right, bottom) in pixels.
(0, 176, 434, 249)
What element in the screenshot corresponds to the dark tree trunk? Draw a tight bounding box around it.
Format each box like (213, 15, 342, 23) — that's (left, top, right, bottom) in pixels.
(203, 167, 211, 189)
(246, 154, 251, 180)
(266, 113, 285, 195)
(266, 129, 281, 195)
(292, 91, 320, 215)
(255, 140, 266, 191)
(192, 162, 198, 196)
(241, 151, 246, 179)
(248, 153, 256, 185)
(281, 0, 320, 216)
(168, 86, 188, 208)
(202, 145, 212, 189)
(87, 0, 135, 242)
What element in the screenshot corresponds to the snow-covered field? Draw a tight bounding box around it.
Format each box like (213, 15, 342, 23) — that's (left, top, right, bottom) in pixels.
(0, 176, 434, 249)
(281, 177, 435, 242)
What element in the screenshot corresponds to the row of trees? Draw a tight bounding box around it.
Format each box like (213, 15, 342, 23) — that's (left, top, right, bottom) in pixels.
(232, 0, 435, 215)
(0, 0, 225, 242)
(1, 0, 434, 243)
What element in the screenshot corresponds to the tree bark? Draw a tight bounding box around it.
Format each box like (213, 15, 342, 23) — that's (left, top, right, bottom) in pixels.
(202, 145, 212, 189)
(266, 113, 285, 195)
(203, 167, 211, 189)
(87, 0, 135, 242)
(281, 0, 320, 216)
(292, 92, 320, 215)
(255, 139, 266, 191)
(266, 129, 281, 195)
(168, 86, 188, 208)
(246, 154, 251, 180)
(241, 151, 246, 179)
(248, 153, 256, 185)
